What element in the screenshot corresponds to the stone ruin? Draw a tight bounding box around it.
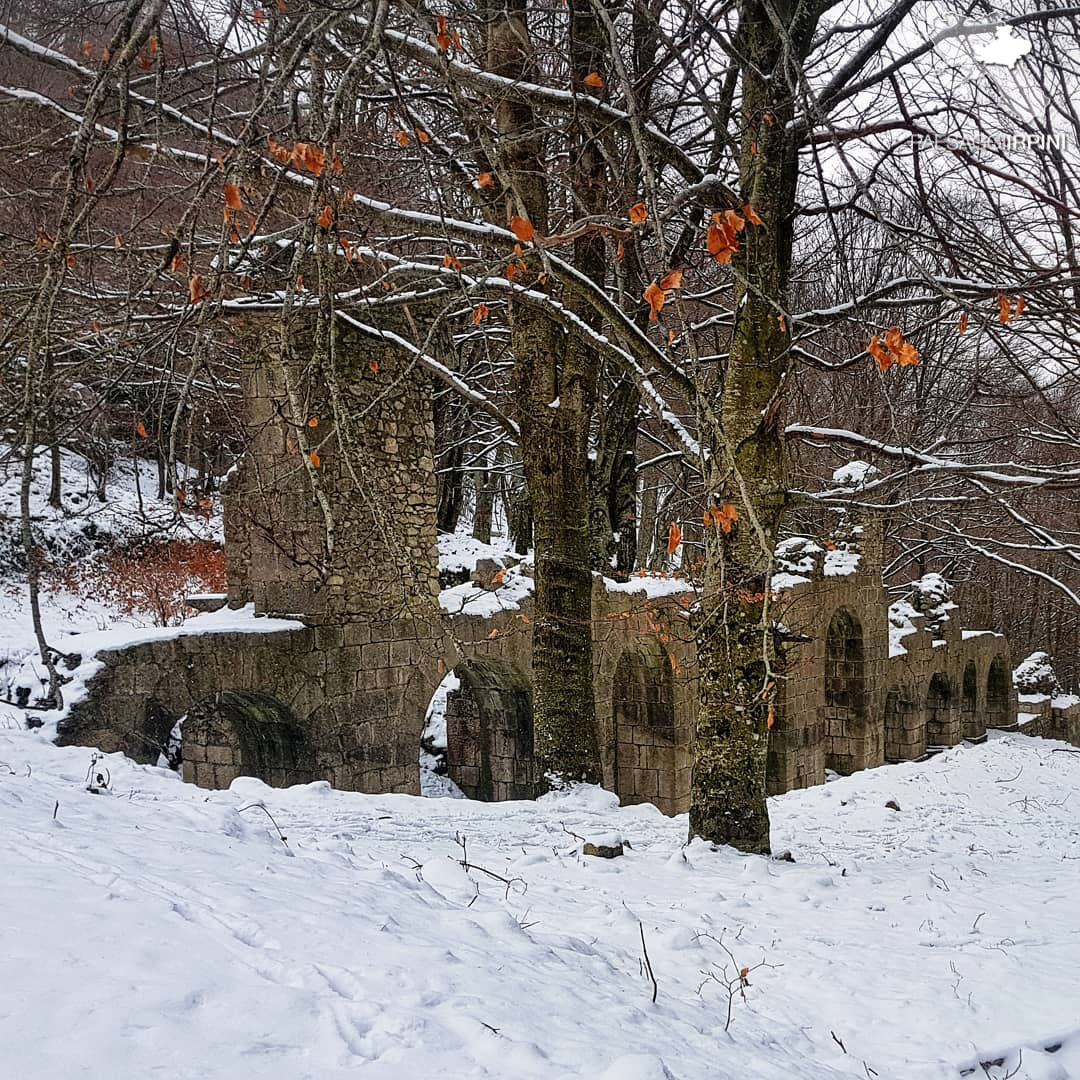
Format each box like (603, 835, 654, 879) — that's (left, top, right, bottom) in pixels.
(57, 315, 1080, 813)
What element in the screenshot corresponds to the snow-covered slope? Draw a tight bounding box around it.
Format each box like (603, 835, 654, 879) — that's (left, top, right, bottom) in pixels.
(0, 728, 1077, 1080)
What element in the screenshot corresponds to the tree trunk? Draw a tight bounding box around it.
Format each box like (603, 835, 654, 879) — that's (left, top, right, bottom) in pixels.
(490, 0, 602, 785)
(690, 0, 817, 853)
(472, 465, 494, 544)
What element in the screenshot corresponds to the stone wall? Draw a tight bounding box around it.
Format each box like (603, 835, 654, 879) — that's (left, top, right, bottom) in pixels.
(57, 308, 1071, 816)
(442, 577, 696, 815)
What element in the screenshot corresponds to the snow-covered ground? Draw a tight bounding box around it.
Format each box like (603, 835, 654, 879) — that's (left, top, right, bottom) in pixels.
(0, 725, 1077, 1080)
(0, 445, 223, 702)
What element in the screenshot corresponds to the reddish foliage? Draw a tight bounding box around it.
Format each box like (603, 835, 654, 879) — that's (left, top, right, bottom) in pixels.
(49, 539, 225, 626)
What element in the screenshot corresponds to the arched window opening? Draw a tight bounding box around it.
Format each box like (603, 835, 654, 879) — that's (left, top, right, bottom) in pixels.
(884, 687, 920, 762)
(824, 609, 867, 774)
(986, 657, 1011, 729)
(612, 648, 677, 813)
(182, 690, 316, 789)
(961, 661, 979, 740)
(926, 674, 954, 747)
(439, 660, 537, 802)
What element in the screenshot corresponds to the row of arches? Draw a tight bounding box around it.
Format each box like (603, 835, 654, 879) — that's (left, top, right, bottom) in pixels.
(428, 646, 682, 812)
(824, 608, 1012, 768)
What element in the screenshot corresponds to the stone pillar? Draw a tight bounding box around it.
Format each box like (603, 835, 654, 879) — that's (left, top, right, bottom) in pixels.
(222, 310, 448, 794)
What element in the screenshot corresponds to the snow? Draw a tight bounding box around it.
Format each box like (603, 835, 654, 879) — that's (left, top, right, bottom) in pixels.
(0, 730, 1078, 1078)
(889, 598, 920, 656)
(771, 571, 811, 592)
(823, 548, 861, 577)
(439, 562, 534, 616)
(0, 443, 220, 563)
(0, 604, 303, 737)
(1013, 651, 1062, 696)
(831, 459, 880, 487)
(419, 671, 465, 800)
(974, 26, 1033, 69)
(0, 444, 226, 710)
(437, 532, 519, 575)
(604, 573, 694, 600)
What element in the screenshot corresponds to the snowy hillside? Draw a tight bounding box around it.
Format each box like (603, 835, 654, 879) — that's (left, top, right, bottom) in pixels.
(0, 726, 1077, 1080)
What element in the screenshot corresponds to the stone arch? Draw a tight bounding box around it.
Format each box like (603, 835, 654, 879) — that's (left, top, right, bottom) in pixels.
(824, 608, 867, 774)
(443, 658, 539, 801)
(986, 656, 1011, 729)
(182, 690, 317, 789)
(961, 661, 979, 739)
(612, 645, 677, 813)
(925, 673, 956, 746)
(884, 685, 920, 761)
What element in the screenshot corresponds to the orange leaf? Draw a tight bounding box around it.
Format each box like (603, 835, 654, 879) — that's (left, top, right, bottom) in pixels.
(868, 336, 892, 372)
(442, 253, 463, 270)
(135, 421, 148, 438)
(317, 204, 333, 228)
(583, 71, 604, 89)
(114, 234, 122, 250)
(477, 171, 495, 188)
(487, 628, 499, 640)
(666, 521, 682, 554)
(224, 182, 244, 210)
(415, 128, 431, 144)
(659, 268, 683, 291)
(777, 313, 787, 332)
(471, 303, 490, 325)
(434, 14, 451, 52)
(309, 450, 321, 468)
(957, 312, 968, 335)
(510, 215, 535, 244)
(1014, 294, 1025, 318)
(254, 5, 264, 24)
(189, 274, 205, 304)
(643, 280, 665, 322)
(369, 360, 378, 373)
(628, 201, 648, 225)
(615, 240, 625, 261)
(291, 142, 325, 175)
(492, 568, 506, 585)
(997, 292, 1011, 323)
(718, 503, 738, 533)
(743, 203, 764, 226)
(307, 416, 318, 428)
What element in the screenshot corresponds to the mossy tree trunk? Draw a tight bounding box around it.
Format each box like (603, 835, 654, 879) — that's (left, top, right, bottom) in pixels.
(489, 0, 602, 786)
(689, 0, 819, 853)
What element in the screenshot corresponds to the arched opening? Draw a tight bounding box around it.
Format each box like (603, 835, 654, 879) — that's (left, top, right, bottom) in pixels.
(961, 661, 979, 739)
(419, 670, 465, 799)
(884, 686, 920, 761)
(986, 657, 1011, 729)
(441, 659, 538, 801)
(612, 647, 677, 813)
(181, 690, 316, 789)
(824, 608, 867, 774)
(925, 674, 955, 747)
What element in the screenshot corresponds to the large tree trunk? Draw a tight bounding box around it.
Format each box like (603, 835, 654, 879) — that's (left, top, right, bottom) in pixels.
(490, 0, 601, 785)
(689, 0, 816, 853)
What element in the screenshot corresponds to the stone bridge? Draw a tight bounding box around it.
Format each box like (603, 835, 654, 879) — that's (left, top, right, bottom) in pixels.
(57, 312, 1078, 814)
